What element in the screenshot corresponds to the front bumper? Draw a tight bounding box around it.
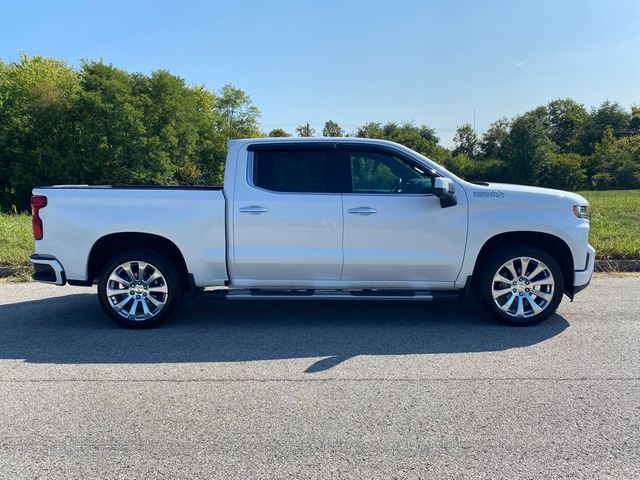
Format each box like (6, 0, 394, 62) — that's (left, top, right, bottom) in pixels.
(30, 254, 66, 285)
(573, 244, 596, 295)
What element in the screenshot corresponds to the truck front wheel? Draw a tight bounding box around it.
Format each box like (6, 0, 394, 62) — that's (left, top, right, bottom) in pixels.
(479, 245, 564, 325)
(97, 249, 183, 328)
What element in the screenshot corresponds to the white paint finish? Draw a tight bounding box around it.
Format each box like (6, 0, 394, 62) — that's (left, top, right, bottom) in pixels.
(575, 245, 596, 287)
(454, 182, 592, 288)
(230, 190, 343, 281)
(341, 193, 467, 284)
(33, 187, 227, 287)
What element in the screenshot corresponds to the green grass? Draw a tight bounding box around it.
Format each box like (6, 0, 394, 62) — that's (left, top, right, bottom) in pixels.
(0, 213, 33, 281)
(0, 213, 33, 267)
(579, 190, 640, 260)
(0, 190, 639, 281)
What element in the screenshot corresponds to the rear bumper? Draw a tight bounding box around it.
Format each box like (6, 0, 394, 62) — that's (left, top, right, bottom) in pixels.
(29, 254, 66, 285)
(573, 244, 595, 295)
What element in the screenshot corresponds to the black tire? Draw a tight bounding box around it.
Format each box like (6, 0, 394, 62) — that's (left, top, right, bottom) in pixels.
(97, 249, 183, 328)
(478, 244, 564, 326)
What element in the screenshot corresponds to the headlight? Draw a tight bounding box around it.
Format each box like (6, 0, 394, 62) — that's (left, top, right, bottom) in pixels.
(573, 205, 589, 219)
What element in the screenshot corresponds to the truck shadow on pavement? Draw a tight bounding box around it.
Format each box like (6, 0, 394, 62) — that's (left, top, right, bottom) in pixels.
(0, 292, 569, 373)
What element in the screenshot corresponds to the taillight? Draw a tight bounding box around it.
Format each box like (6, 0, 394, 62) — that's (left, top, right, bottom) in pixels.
(31, 195, 47, 240)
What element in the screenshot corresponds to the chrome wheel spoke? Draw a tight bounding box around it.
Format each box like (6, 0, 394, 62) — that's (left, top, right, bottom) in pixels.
(127, 299, 140, 319)
(525, 293, 543, 314)
(145, 269, 162, 286)
(493, 272, 513, 285)
(505, 261, 518, 280)
(148, 284, 168, 294)
(492, 287, 513, 297)
(530, 277, 552, 287)
(108, 272, 131, 288)
(122, 263, 137, 283)
(500, 293, 517, 312)
(112, 295, 133, 313)
(106, 287, 128, 297)
(531, 289, 552, 301)
(140, 298, 152, 317)
(515, 296, 525, 317)
(528, 264, 545, 280)
(137, 261, 149, 281)
(145, 294, 163, 307)
(520, 257, 531, 277)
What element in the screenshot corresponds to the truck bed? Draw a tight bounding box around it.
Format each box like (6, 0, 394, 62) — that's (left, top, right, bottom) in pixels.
(33, 186, 228, 287)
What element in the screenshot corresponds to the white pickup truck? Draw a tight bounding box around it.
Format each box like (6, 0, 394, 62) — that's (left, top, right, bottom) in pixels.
(30, 138, 595, 328)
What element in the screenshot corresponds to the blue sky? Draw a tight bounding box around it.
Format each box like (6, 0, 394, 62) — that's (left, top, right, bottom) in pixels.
(2, 0, 639, 145)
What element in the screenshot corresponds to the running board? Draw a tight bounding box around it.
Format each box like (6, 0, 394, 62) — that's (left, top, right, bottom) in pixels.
(225, 289, 443, 301)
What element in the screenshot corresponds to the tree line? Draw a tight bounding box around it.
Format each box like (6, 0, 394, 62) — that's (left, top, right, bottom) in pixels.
(1, 54, 639, 211)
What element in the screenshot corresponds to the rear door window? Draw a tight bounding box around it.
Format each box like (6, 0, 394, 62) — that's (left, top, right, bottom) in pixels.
(253, 149, 341, 193)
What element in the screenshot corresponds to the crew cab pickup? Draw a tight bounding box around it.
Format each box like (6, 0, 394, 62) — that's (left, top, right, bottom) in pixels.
(30, 138, 595, 328)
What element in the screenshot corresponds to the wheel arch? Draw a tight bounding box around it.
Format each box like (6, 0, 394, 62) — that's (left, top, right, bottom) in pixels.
(472, 231, 574, 296)
(86, 232, 190, 285)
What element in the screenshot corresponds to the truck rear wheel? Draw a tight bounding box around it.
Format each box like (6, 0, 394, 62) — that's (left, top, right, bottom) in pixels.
(97, 249, 183, 328)
(479, 245, 564, 325)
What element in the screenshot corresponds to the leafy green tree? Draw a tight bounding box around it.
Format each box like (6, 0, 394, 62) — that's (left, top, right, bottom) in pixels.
(296, 123, 315, 137)
(214, 84, 261, 140)
(587, 128, 640, 189)
(502, 113, 554, 185)
(544, 98, 589, 153)
(480, 118, 510, 159)
(268, 128, 291, 137)
(0, 55, 258, 209)
(75, 61, 151, 185)
(628, 105, 640, 136)
(452, 123, 479, 157)
(583, 100, 631, 153)
(355, 122, 384, 139)
(0, 54, 81, 209)
(322, 120, 344, 137)
(542, 152, 587, 190)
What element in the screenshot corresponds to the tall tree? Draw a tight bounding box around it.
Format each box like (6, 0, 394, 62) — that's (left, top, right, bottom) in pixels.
(452, 123, 479, 157)
(480, 117, 510, 159)
(322, 120, 344, 137)
(0, 54, 81, 209)
(214, 84, 261, 140)
(502, 113, 553, 185)
(544, 98, 589, 153)
(583, 100, 631, 153)
(628, 105, 640, 137)
(296, 123, 315, 137)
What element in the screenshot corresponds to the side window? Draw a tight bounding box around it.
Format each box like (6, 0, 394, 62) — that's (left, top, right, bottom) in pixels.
(349, 151, 433, 194)
(253, 149, 340, 193)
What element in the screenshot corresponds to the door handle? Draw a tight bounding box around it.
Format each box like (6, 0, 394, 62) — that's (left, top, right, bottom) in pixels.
(348, 207, 377, 215)
(239, 206, 268, 214)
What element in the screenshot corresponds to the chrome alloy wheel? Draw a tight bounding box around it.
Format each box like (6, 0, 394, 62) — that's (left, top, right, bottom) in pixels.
(106, 261, 169, 321)
(491, 256, 555, 319)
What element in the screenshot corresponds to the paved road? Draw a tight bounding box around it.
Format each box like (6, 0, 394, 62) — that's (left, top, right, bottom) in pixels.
(0, 275, 638, 479)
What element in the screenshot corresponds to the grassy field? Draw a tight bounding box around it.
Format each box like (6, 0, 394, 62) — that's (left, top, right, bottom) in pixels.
(579, 190, 640, 259)
(0, 190, 639, 279)
(0, 213, 32, 267)
(0, 213, 33, 281)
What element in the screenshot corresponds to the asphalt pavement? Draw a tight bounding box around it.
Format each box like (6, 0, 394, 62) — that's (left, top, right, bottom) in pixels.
(0, 275, 638, 479)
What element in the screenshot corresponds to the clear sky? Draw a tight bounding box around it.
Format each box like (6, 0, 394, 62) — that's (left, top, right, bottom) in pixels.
(2, 0, 639, 145)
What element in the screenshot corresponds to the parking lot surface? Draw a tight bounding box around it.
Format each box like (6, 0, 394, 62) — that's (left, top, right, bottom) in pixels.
(0, 275, 638, 479)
